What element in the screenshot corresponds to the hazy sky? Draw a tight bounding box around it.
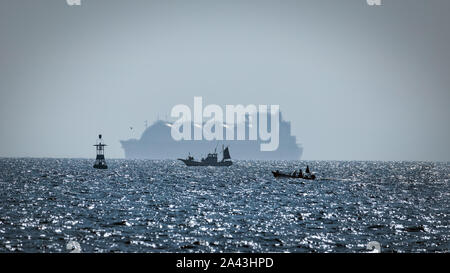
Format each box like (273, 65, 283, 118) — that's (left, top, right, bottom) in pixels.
(1, 0, 449, 161)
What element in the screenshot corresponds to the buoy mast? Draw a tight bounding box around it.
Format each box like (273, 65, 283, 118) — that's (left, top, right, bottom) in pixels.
(93, 134, 108, 169)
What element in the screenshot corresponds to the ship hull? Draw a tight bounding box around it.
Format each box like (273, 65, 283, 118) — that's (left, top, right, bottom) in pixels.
(178, 159, 232, 166)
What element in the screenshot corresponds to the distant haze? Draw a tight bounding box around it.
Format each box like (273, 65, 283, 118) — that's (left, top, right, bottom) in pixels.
(1, 0, 449, 161)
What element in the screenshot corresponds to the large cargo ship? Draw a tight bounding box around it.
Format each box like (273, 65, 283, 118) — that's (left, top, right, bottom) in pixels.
(120, 113, 302, 160)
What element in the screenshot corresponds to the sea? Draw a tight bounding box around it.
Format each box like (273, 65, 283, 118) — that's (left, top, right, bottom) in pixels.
(0, 158, 448, 253)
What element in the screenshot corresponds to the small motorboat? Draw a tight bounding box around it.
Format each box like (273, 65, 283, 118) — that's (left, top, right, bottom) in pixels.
(272, 170, 316, 180)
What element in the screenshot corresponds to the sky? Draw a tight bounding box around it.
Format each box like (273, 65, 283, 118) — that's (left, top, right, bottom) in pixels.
(0, 0, 449, 161)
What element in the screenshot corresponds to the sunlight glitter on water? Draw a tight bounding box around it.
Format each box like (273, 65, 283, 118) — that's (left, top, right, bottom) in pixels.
(0, 158, 449, 253)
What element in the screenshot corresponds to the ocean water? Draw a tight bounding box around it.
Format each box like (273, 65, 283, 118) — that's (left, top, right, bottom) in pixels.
(0, 158, 448, 253)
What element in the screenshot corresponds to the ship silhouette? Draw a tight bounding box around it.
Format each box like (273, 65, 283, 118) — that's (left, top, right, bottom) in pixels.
(120, 112, 302, 160)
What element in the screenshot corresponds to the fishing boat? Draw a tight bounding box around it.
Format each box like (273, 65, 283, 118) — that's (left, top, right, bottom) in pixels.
(178, 145, 232, 166)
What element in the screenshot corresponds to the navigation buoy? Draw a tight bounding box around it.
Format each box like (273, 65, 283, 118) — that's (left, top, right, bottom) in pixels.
(93, 134, 108, 169)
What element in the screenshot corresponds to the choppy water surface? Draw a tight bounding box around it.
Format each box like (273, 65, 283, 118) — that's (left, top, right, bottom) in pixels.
(0, 159, 448, 253)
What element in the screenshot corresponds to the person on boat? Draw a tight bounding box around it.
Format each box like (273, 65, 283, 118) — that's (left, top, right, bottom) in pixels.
(306, 165, 310, 174)
(292, 171, 297, 177)
(298, 169, 303, 178)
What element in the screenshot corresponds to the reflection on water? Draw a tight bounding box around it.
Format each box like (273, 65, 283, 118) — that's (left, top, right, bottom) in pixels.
(0, 158, 448, 252)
